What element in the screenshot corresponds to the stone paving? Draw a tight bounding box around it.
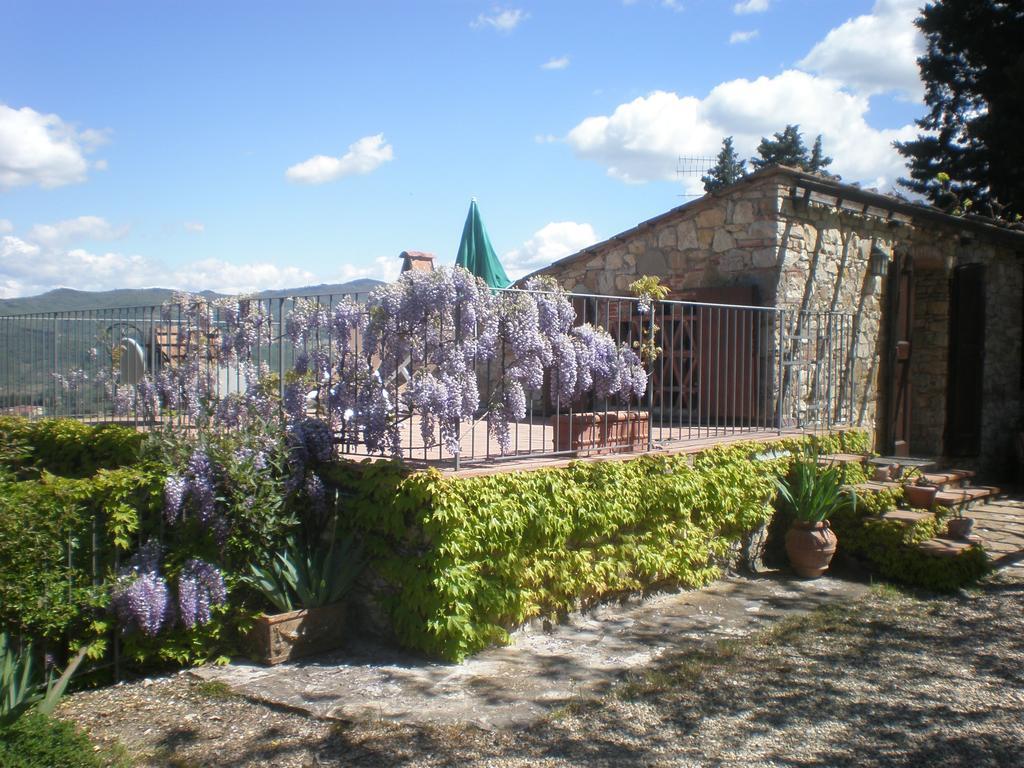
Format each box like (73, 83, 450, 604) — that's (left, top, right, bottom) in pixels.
(193, 574, 867, 730)
(972, 497, 1024, 569)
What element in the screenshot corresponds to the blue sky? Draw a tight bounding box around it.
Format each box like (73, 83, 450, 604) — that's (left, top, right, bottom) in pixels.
(0, 0, 927, 297)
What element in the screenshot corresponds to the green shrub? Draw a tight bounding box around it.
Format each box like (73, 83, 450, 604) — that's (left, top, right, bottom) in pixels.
(0, 465, 164, 644)
(327, 437, 820, 662)
(0, 418, 143, 478)
(0, 712, 104, 768)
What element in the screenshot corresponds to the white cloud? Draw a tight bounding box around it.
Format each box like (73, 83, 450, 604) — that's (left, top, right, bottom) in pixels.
(798, 0, 924, 100)
(534, 134, 561, 144)
(729, 30, 759, 44)
(0, 220, 12, 234)
(27, 216, 128, 247)
(0, 103, 107, 190)
(541, 56, 570, 71)
(471, 8, 527, 31)
(566, 70, 917, 193)
(183, 221, 205, 234)
(285, 134, 394, 185)
(503, 221, 599, 279)
(331, 255, 402, 285)
(733, 0, 768, 14)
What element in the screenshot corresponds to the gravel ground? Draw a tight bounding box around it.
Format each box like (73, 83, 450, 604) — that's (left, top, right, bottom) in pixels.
(60, 569, 1024, 767)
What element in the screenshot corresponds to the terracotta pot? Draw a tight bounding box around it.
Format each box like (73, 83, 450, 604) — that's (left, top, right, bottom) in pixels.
(904, 484, 938, 509)
(946, 517, 975, 540)
(873, 465, 892, 482)
(245, 601, 348, 665)
(785, 521, 838, 578)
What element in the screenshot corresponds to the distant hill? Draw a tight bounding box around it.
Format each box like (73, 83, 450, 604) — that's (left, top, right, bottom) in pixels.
(0, 279, 384, 316)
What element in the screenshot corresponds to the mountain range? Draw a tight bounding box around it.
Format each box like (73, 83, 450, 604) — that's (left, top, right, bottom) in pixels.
(0, 279, 384, 316)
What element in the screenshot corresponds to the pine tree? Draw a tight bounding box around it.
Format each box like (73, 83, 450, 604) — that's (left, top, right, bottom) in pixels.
(702, 136, 748, 192)
(896, 0, 1024, 220)
(808, 135, 833, 173)
(751, 125, 809, 170)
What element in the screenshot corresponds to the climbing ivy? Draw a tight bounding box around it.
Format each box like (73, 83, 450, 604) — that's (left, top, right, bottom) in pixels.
(328, 434, 874, 661)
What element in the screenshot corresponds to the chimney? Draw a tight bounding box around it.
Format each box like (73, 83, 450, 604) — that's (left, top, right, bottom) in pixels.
(400, 250, 435, 274)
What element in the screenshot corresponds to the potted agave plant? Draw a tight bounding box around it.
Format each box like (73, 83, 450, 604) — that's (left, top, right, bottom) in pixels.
(775, 456, 856, 578)
(243, 534, 362, 665)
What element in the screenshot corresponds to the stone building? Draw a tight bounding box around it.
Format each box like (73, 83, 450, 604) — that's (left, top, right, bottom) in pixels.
(527, 165, 1024, 478)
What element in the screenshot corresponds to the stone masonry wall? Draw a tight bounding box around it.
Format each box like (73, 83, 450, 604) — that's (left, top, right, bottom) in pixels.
(535, 176, 781, 302)
(909, 265, 951, 457)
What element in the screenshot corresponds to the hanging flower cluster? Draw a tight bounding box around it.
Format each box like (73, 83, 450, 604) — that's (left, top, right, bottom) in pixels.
(486, 277, 647, 454)
(163, 448, 229, 543)
(364, 267, 496, 455)
(111, 542, 227, 636)
(111, 541, 174, 637)
(177, 558, 228, 630)
(111, 266, 649, 461)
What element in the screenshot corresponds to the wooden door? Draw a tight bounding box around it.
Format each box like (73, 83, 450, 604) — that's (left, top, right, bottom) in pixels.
(885, 252, 914, 456)
(945, 263, 985, 456)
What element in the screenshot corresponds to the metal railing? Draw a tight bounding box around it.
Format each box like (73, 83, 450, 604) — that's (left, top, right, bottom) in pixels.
(0, 288, 856, 469)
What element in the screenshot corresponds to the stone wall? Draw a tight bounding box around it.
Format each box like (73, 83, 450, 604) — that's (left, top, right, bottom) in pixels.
(536, 176, 782, 302)
(908, 265, 951, 457)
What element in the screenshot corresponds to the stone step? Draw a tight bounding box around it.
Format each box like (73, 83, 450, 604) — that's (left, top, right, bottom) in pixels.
(880, 509, 935, 527)
(916, 536, 981, 558)
(934, 486, 999, 508)
(920, 472, 961, 489)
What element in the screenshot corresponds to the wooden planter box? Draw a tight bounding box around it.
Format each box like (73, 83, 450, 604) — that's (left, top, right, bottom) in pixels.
(244, 601, 348, 666)
(552, 411, 650, 454)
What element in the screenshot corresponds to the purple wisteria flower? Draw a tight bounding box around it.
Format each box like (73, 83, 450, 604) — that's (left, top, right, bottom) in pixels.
(111, 540, 174, 636)
(163, 474, 187, 524)
(177, 558, 227, 629)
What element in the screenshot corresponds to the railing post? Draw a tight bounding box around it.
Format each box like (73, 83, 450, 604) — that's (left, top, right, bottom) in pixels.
(776, 309, 785, 435)
(647, 305, 655, 452)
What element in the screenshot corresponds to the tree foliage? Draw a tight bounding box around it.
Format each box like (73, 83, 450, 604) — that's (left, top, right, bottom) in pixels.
(896, 0, 1024, 220)
(702, 136, 748, 192)
(751, 124, 832, 173)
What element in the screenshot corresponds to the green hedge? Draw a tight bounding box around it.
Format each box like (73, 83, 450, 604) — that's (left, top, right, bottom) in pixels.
(0, 463, 165, 647)
(0, 418, 143, 478)
(329, 431, 870, 662)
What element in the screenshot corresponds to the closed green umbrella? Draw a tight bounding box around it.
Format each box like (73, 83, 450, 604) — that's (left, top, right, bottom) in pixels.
(455, 199, 511, 288)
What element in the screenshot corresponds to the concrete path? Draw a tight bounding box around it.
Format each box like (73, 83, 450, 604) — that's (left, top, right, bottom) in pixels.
(193, 574, 867, 730)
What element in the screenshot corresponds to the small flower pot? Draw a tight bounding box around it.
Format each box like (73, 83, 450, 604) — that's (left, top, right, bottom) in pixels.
(244, 601, 348, 665)
(946, 517, 975, 540)
(873, 465, 892, 482)
(785, 520, 838, 578)
(904, 484, 938, 509)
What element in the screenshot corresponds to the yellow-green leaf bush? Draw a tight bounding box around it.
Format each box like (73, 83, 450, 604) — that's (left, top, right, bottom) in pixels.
(330, 432, 870, 662)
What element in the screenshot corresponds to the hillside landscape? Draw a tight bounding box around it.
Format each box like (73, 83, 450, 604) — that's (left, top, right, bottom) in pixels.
(0, 279, 384, 316)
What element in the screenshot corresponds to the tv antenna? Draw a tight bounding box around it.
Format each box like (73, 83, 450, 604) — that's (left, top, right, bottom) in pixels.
(676, 156, 715, 197)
